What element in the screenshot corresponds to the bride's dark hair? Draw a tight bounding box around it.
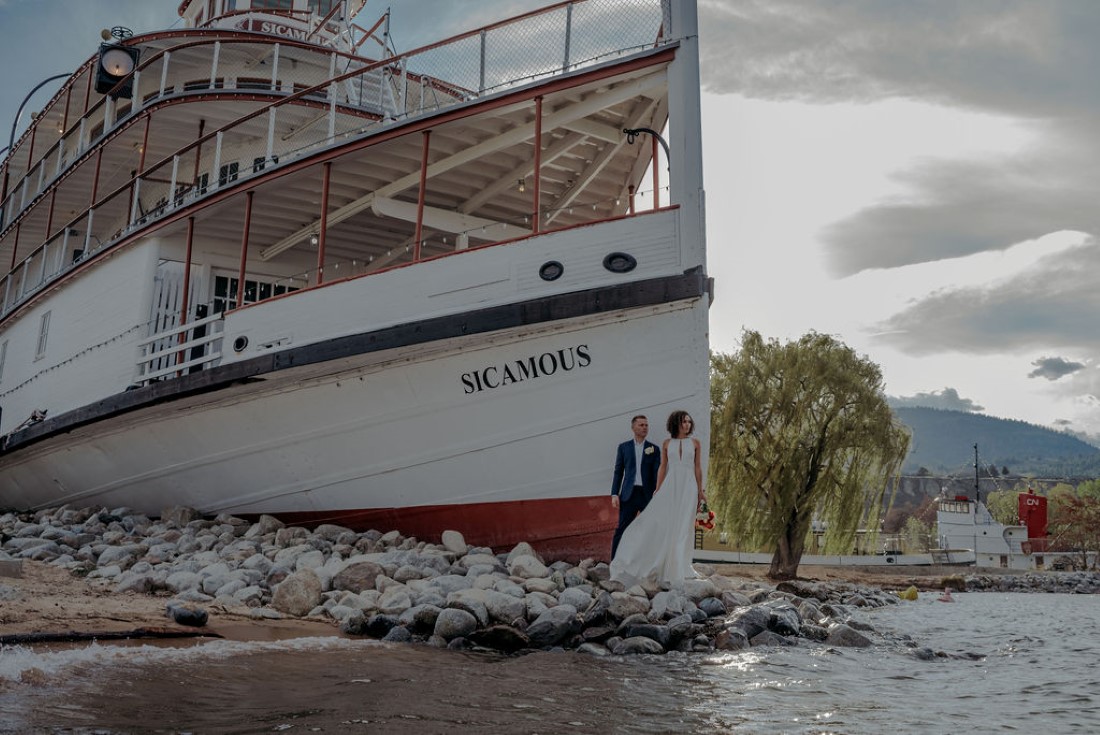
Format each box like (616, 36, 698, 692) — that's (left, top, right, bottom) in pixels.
(666, 410, 693, 438)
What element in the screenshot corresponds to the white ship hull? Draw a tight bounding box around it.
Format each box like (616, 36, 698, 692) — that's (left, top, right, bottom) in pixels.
(3, 296, 708, 559)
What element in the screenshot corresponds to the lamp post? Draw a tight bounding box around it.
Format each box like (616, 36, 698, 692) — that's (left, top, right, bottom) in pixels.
(1, 72, 69, 230)
(4, 73, 69, 163)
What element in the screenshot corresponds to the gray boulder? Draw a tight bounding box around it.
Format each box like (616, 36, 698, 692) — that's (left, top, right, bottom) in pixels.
(484, 589, 526, 625)
(618, 623, 671, 649)
(271, 568, 323, 617)
(611, 636, 665, 655)
(825, 623, 873, 648)
(468, 625, 531, 653)
(434, 608, 478, 640)
(364, 613, 401, 638)
(714, 628, 750, 651)
(332, 561, 385, 593)
(726, 605, 771, 638)
(698, 596, 727, 618)
(765, 601, 802, 636)
(166, 603, 208, 627)
(440, 530, 467, 555)
(399, 604, 442, 634)
(750, 630, 796, 647)
(382, 625, 412, 643)
(526, 604, 580, 647)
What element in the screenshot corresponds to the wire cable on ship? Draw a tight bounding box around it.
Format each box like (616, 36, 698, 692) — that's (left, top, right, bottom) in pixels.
(0, 323, 146, 401)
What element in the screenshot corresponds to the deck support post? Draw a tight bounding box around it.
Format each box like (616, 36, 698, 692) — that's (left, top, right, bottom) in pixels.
(413, 131, 430, 260)
(237, 191, 254, 308)
(177, 216, 195, 372)
(651, 135, 659, 210)
(8, 224, 19, 271)
(532, 96, 543, 234)
(316, 162, 332, 283)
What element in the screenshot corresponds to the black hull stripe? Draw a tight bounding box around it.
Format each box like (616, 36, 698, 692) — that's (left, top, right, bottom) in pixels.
(2, 269, 708, 455)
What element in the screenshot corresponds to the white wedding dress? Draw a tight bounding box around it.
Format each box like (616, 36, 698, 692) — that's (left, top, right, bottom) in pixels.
(610, 437, 698, 589)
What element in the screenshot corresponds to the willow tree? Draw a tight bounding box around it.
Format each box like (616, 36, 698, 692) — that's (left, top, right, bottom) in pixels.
(709, 331, 911, 580)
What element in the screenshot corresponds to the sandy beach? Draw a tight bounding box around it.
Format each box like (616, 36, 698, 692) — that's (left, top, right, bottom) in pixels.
(0, 560, 341, 644)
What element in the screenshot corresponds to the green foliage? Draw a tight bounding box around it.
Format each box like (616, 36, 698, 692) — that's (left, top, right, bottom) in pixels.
(709, 331, 911, 580)
(985, 489, 1020, 525)
(1077, 479, 1100, 499)
(1048, 494, 1100, 569)
(1048, 483, 1077, 502)
(902, 516, 932, 553)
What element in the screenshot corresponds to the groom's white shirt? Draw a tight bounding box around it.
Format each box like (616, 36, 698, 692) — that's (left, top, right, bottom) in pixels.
(633, 439, 645, 486)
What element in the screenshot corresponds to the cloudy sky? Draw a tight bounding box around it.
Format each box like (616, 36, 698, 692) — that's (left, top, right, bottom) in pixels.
(2, 0, 1098, 444)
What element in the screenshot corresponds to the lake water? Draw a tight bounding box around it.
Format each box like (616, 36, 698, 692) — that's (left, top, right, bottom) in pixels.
(1, 592, 1097, 734)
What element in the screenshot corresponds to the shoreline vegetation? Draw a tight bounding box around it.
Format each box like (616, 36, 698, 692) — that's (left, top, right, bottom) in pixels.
(3, 506, 1099, 661)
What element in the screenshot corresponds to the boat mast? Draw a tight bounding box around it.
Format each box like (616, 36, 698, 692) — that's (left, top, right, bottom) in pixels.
(973, 443, 981, 504)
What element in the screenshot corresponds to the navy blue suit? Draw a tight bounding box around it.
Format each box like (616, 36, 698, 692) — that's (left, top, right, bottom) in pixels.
(611, 438, 661, 559)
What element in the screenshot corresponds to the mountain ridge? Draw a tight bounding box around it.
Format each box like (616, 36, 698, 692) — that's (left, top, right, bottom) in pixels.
(890, 405, 1100, 476)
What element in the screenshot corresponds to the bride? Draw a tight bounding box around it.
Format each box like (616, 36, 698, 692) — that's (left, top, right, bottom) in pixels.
(610, 409, 705, 589)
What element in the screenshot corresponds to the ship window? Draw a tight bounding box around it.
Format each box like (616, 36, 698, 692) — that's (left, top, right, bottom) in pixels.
(237, 76, 274, 91)
(309, 0, 339, 14)
(183, 77, 225, 92)
(539, 261, 563, 281)
(252, 154, 279, 173)
(218, 162, 239, 186)
(602, 252, 637, 273)
(0, 339, 7, 383)
(253, 0, 294, 9)
(213, 274, 298, 313)
(35, 311, 51, 360)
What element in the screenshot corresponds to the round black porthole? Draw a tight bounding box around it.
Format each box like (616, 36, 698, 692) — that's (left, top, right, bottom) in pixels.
(232, 335, 249, 352)
(539, 260, 564, 281)
(603, 252, 637, 273)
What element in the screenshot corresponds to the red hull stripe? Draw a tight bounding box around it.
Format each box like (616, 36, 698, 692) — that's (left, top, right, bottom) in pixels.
(269, 495, 617, 563)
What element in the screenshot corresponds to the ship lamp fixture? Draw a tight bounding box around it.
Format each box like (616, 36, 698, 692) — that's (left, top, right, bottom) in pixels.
(623, 127, 670, 168)
(309, 233, 319, 246)
(517, 178, 526, 193)
(94, 35, 141, 99)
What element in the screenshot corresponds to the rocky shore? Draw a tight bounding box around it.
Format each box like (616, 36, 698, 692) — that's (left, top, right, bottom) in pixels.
(2, 505, 1098, 656)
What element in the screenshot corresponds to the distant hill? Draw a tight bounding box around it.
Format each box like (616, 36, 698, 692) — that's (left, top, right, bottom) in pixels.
(892, 406, 1100, 477)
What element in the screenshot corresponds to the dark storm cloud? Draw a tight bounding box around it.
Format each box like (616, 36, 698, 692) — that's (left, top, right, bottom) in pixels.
(1028, 356, 1085, 380)
(872, 237, 1100, 354)
(696, 0, 1100, 275)
(822, 143, 1100, 275)
(888, 387, 984, 412)
(697, 0, 1100, 116)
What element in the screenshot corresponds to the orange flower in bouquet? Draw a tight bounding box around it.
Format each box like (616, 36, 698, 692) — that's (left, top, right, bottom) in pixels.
(695, 501, 715, 531)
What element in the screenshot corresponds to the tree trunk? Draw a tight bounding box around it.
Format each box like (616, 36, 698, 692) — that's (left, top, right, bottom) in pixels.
(768, 516, 809, 580)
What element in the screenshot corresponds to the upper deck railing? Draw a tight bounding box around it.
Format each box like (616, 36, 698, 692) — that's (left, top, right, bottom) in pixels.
(0, 0, 671, 321)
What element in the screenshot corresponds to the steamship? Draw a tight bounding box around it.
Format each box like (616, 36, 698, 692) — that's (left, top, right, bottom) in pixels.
(0, 0, 710, 561)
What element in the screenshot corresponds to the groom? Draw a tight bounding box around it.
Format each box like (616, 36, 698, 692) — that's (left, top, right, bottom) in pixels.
(610, 414, 661, 560)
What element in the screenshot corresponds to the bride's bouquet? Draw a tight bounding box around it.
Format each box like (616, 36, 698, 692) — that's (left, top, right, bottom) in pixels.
(695, 501, 715, 531)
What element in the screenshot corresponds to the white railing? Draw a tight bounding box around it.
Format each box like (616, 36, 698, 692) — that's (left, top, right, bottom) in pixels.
(0, 0, 670, 321)
(135, 311, 224, 385)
